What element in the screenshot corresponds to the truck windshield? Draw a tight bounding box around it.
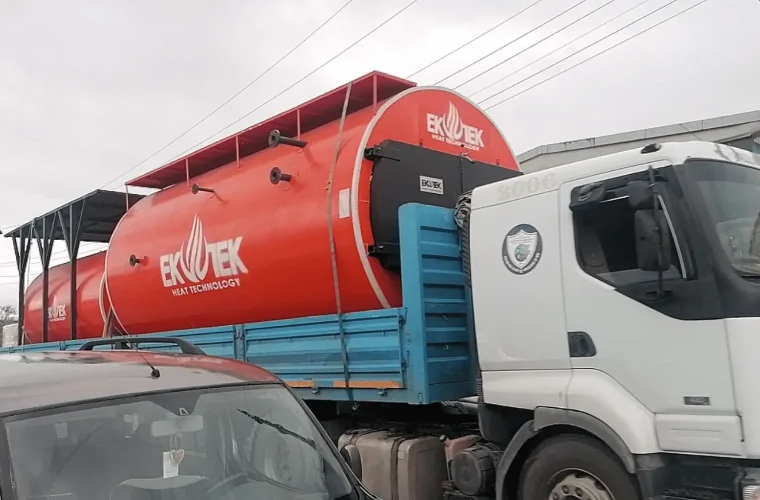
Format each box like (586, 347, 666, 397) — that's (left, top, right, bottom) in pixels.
(688, 158, 760, 277)
(4, 384, 357, 500)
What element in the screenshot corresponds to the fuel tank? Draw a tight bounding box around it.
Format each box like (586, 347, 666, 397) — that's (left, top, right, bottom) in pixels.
(23, 251, 110, 343)
(25, 73, 520, 339)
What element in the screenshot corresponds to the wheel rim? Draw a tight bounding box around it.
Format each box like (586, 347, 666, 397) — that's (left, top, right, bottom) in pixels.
(547, 469, 614, 500)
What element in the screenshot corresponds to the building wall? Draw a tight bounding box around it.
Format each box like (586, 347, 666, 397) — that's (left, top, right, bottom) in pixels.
(517, 113, 760, 173)
(723, 134, 760, 153)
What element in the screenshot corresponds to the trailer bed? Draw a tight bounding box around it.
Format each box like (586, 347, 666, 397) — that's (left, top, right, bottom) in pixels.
(0, 204, 473, 405)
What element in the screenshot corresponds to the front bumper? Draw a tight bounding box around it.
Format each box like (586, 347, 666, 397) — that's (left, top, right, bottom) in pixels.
(636, 454, 760, 499)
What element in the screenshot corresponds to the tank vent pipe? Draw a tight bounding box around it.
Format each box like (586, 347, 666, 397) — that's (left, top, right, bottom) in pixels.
(191, 183, 215, 195)
(268, 129, 307, 149)
(128, 255, 142, 267)
(269, 167, 292, 185)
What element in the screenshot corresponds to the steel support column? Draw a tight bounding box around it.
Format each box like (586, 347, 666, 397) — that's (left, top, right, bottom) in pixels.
(33, 217, 57, 344)
(11, 226, 32, 346)
(58, 200, 86, 340)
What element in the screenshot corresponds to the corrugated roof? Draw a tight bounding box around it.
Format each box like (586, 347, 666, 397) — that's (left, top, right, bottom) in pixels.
(518, 110, 760, 163)
(4, 189, 145, 244)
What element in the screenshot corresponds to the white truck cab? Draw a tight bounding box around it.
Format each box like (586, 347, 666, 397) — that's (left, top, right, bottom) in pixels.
(468, 141, 760, 499)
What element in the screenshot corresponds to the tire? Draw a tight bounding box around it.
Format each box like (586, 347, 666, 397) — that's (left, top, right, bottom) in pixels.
(517, 434, 641, 500)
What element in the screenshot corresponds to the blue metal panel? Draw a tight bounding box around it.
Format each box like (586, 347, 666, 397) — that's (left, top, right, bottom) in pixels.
(135, 326, 238, 359)
(243, 308, 407, 402)
(0, 204, 474, 405)
(398, 203, 472, 404)
(0, 338, 109, 353)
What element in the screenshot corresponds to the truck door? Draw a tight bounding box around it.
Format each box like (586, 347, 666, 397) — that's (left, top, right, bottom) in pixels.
(558, 162, 742, 457)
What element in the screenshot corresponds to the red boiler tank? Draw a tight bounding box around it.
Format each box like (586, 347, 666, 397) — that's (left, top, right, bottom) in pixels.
(23, 251, 110, 343)
(101, 72, 520, 335)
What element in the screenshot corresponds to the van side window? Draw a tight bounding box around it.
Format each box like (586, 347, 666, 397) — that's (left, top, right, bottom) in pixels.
(573, 190, 684, 287)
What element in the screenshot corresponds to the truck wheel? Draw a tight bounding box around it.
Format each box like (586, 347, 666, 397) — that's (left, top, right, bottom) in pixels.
(517, 434, 640, 500)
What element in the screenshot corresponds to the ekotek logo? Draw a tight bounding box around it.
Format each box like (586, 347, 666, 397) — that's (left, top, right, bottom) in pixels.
(47, 296, 66, 322)
(426, 102, 485, 151)
(159, 215, 249, 297)
(419, 175, 444, 195)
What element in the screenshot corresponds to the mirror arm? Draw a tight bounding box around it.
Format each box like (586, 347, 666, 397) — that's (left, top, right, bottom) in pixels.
(648, 167, 665, 298)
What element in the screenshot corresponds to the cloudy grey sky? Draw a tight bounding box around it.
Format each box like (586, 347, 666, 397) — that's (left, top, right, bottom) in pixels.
(0, 0, 757, 309)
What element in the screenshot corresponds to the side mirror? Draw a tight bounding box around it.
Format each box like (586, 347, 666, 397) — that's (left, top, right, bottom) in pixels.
(634, 210, 672, 272)
(338, 444, 362, 481)
(569, 181, 605, 212)
(626, 180, 654, 210)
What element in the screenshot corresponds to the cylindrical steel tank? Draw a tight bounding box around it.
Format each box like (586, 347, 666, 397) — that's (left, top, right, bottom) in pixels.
(105, 87, 518, 334)
(23, 251, 110, 343)
(24, 82, 520, 339)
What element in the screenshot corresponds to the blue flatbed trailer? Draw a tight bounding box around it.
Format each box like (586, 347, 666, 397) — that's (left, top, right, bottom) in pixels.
(0, 203, 476, 406)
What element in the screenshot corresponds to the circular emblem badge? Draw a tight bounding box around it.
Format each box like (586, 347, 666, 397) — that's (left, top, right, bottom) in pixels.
(502, 224, 542, 275)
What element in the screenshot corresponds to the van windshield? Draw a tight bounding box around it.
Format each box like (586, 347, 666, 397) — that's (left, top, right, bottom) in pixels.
(4, 384, 357, 500)
(687, 158, 760, 277)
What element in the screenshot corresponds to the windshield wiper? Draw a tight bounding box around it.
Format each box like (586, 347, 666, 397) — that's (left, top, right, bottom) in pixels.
(237, 409, 316, 449)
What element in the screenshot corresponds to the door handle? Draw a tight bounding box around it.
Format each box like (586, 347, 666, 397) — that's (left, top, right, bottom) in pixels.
(567, 331, 597, 358)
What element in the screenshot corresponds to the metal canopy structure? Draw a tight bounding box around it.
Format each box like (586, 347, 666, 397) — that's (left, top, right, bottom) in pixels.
(4, 189, 144, 345)
(127, 70, 417, 190)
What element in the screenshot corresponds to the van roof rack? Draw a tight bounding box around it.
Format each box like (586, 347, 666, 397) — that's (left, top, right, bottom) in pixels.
(78, 337, 206, 355)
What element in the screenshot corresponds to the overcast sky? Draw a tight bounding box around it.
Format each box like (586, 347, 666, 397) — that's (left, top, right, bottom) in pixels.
(0, 0, 757, 309)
